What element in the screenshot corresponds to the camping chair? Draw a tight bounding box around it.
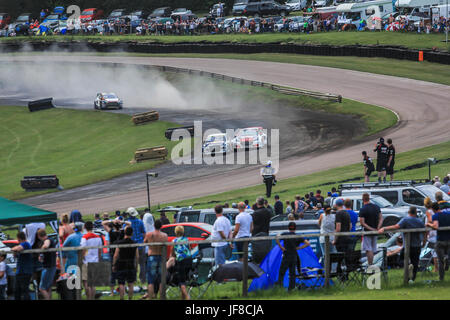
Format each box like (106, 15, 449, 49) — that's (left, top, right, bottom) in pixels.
(340, 250, 363, 286)
(359, 248, 389, 287)
(419, 242, 435, 274)
(328, 252, 346, 287)
(296, 267, 325, 290)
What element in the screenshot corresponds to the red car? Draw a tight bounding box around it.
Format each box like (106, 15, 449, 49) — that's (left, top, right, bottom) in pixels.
(80, 8, 104, 22)
(160, 222, 212, 257)
(0, 13, 11, 29)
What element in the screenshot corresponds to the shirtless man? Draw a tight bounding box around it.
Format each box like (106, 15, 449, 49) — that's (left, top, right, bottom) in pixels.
(143, 219, 168, 300)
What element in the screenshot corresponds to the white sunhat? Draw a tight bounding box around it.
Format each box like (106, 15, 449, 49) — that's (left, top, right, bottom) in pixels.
(126, 207, 139, 217)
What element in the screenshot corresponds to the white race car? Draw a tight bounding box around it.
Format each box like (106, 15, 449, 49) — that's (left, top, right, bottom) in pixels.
(232, 127, 267, 151)
(94, 92, 123, 110)
(202, 133, 232, 155)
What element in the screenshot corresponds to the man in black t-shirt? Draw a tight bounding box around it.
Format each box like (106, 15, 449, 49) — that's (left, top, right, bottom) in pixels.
(373, 137, 389, 183)
(252, 197, 273, 264)
(386, 138, 396, 181)
(362, 151, 375, 182)
(36, 229, 57, 300)
(333, 199, 352, 253)
(276, 222, 310, 291)
(113, 226, 139, 300)
(359, 193, 383, 265)
(274, 195, 284, 216)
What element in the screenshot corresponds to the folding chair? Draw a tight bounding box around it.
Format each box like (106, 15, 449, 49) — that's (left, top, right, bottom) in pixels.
(341, 250, 363, 286)
(328, 252, 346, 286)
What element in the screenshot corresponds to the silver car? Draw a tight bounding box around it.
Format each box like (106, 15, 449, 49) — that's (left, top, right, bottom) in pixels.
(94, 92, 123, 110)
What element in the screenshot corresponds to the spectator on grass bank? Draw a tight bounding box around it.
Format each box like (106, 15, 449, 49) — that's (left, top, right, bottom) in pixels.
(359, 193, 383, 265)
(159, 212, 170, 225)
(0, 252, 7, 300)
(333, 199, 353, 253)
(264, 199, 275, 217)
(144, 219, 168, 300)
(315, 190, 324, 206)
(70, 209, 82, 223)
(113, 226, 139, 300)
(294, 195, 308, 219)
(59, 214, 74, 243)
(386, 138, 396, 181)
(126, 207, 146, 285)
(11, 232, 33, 300)
(362, 151, 375, 182)
(233, 202, 253, 261)
(379, 207, 425, 283)
(285, 200, 293, 214)
(344, 199, 359, 250)
(80, 221, 102, 300)
(93, 213, 103, 229)
(252, 197, 272, 236)
(212, 205, 232, 266)
(424, 197, 438, 272)
(62, 222, 83, 272)
(374, 137, 389, 183)
(143, 208, 155, 233)
(430, 202, 450, 281)
(36, 229, 57, 300)
(318, 205, 336, 255)
(274, 195, 284, 216)
(167, 226, 192, 300)
(276, 222, 310, 291)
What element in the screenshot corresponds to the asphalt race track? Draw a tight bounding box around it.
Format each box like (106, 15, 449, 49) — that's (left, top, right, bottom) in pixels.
(1, 55, 450, 214)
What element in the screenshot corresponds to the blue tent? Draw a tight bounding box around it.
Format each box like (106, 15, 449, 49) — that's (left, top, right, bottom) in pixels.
(249, 242, 324, 292)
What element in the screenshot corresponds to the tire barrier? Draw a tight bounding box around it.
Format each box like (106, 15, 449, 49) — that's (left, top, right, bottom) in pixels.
(28, 97, 55, 112)
(134, 146, 168, 162)
(165, 125, 195, 140)
(131, 110, 159, 125)
(1, 40, 449, 64)
(272, 85, 342, 102)
(21, 175, 59, 190)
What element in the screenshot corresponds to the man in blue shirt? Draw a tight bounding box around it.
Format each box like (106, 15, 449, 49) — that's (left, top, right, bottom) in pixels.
(379, 206, 425, 283)
(11, 232, 33, 300)
(63, 223, 83, 272)
(344, 199, 359, 250)
(431, 202, 450, 281)
(70, 209, 82, 223)
(126, 207, 146, 284)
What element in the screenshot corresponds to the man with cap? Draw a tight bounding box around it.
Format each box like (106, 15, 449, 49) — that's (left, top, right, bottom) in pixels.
(260, 160, 276, 198)
(386, 138, 396, 181)
(362, 151, 375, 182)
(373, 137, 389, 183)
(126, 207, 146, 285)
(276, 222, 310, 291)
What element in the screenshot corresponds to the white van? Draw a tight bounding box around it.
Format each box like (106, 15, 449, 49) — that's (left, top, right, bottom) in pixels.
(395, 0, 446, 22)
(337, 0, 394, 26)
(431, 4, 450, 22)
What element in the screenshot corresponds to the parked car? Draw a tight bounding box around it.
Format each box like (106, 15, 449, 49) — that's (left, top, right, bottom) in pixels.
(8, 13, 37, 35)
(176, 208, 241, 225)
(160, 222, 213, 256)
(94, 93, 123, 110)
(329, 194, 420, 227)
(210, 3, 228, 17)
(202, 133, 232, 155)
(148, 7, 172, 19)
(234, 1, 291, 17)
(0, 13, 11, 29)
(80, 8, 104, 22)
(157, 206, 193, 223)
(285, 0, 307, 11)
(171, 8, 193, 15)
(108, 9, 128, 22)
(340, 180, 449, 215)
(171, 13, 198, 21)
(41, 12, 67, 30)
(232, 127, 267, 151)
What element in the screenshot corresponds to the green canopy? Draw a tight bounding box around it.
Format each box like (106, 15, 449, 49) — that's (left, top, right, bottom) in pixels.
(0, 197, 57, 226)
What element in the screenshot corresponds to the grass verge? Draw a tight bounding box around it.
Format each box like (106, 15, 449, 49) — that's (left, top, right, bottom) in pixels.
(0, 106, 179, 199)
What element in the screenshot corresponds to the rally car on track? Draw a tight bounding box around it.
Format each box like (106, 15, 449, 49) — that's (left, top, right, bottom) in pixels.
(202, 133, 232, 156)
(232, 127, 267, 151)
(94, 93, 123, 110)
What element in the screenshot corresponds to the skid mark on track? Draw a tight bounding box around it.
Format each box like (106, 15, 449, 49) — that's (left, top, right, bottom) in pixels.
(29, 126, 43, 168)
(1, 124, 21, 169)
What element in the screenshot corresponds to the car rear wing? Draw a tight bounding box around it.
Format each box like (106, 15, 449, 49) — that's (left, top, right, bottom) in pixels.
(339, 180, 431, 190)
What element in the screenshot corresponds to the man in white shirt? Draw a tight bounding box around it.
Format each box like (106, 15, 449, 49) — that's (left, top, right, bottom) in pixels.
(211, 205, 232, 266)
(80, 221, 103, 300)
(261, 160, 276, 198)
(232, 202, 253, 261)
(142, 209, 155, 233)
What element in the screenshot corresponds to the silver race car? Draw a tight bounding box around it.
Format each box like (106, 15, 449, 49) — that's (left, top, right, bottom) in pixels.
(94, 92, 123, 110)
(202, 133, 232, 156)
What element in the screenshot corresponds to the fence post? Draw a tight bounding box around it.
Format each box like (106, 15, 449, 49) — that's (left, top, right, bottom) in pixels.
(324, 235, 330, 288)
(403, 232, 411, 285)
(76, 250, 83, 300)
(160, 244, 167, 300)
(242, 240, 249, 297)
